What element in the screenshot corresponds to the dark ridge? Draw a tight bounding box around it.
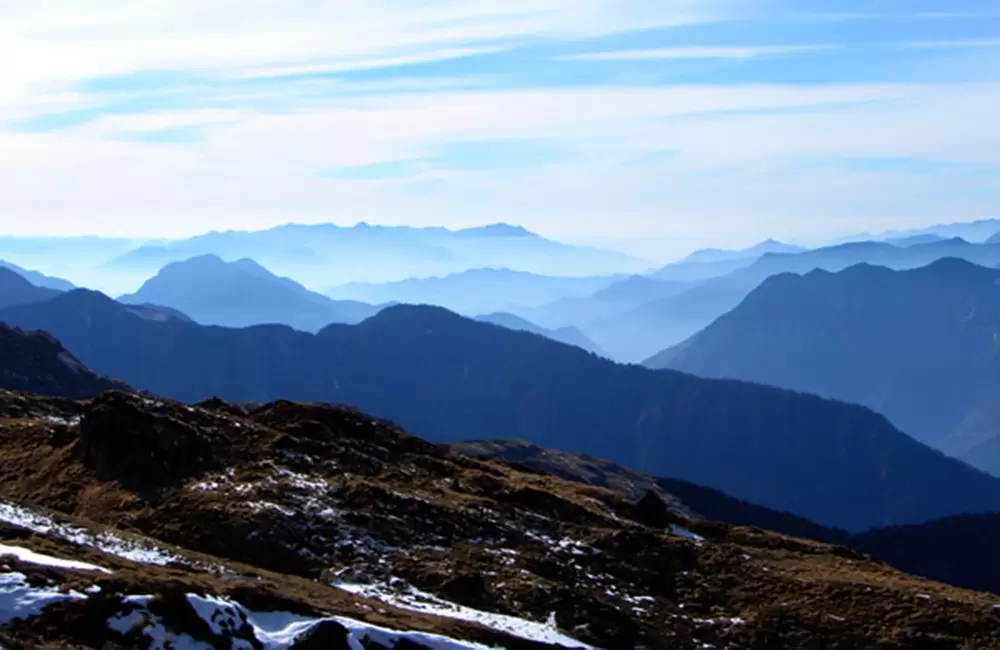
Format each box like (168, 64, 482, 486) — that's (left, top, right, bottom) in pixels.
(4, 296, 1000, 531)
(0, 266, 61, 309)
(0, 323, 128, 398)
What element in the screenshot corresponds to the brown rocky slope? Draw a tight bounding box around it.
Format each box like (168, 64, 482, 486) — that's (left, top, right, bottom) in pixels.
(2, 389, 1000, 648)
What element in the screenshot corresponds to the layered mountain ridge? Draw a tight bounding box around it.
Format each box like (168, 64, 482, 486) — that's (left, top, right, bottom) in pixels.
(648, 258, 1000, 475)
(2, 292, 999, 530)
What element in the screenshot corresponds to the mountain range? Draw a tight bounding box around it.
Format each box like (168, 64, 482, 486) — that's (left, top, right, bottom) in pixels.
(3, 328, 1000, 613)
(10, 218, 1000, 647)
(103, 222, 646, 289)
(508, 274, 692, 358)
(327, 267, 622, 315)
(567, 236, 1000, 362)
(648, 258, 1000, 475)
(839, 217, 1000, 246)
(119, 254, 381, 331)
(678, 239, 805, 265)
(11, 223, 1000, 368)
(3, 290, 1000, 530)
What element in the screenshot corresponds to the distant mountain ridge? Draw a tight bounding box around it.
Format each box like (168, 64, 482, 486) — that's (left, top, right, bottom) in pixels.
(3, 292, 1000, 530)
(103, 222, 646, 289)
(475, 312, 605, 356)
(0, 260, 76, 291)
(119, 254, 380, 331)
(329, 267, 622, 315)
(681, 239, 805, 264)
(0, 266, 62, 309)
(500, 274, 693, 361)
(854, 218, 1000, 245)
(578, 237, 1000, 362)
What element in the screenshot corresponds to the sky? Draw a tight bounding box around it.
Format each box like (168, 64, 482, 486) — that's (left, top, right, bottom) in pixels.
(0, 0, 998, 259)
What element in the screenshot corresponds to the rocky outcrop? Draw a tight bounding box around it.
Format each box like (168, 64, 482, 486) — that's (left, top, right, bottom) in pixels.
(75, 391, 226, 490)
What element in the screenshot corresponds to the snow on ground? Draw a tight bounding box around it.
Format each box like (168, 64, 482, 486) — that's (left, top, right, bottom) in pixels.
(334, 616, 500, 650)
(669, 525, 704, 544)
(0, 572, 85, 625)
(41, 415, 82, 427)
(334, 581, 598, 649)
(0, 542, 110, 573)
(0, 501, 180, 566)
(113, 593, 506, 650)
(109, 596, 216, 650)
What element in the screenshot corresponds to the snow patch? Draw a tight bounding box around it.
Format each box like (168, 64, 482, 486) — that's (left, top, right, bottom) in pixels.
(334, 581, 597, 649)
(184, 593, 504, 650)
(0, 572, 85, 625)
(0, 542, 111, 573)
(41, 415, 82, 426)
(246, 501, 295, 517)
(108, 596, 216, 650)
(0, 501, 180, 566)
(669, 525, 704, 543)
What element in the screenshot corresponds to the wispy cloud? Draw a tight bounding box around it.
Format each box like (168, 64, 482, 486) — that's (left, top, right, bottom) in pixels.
(561, 45, 835, 61)
(233, 46, 511, 80)
(0, 1, 729, 85)
(904, 39, 1000, 49)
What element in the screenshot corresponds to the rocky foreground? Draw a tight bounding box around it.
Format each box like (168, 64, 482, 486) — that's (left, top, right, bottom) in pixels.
(1, 390, 1000, 649)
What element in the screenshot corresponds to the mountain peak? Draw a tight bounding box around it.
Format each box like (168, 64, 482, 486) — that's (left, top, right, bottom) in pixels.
(163, 253, 227, 270)
(922, 236, 972, 247)
(456, 223, 535, 238)
(356, 302, 467, 330)
(916, 256, 998, 280)
(153, 254, 278, 282)
(120, 256, 379, 332)
(682, 239, 803, 264)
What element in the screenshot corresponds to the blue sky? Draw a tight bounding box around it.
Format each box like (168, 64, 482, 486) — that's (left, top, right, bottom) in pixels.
(0, 0, 997, 259)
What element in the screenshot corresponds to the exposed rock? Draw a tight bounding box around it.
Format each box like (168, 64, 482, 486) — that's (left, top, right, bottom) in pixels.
(288, 619, 352, 650)
(632, 490, 684, 529)
(75, 391, 225, 490)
